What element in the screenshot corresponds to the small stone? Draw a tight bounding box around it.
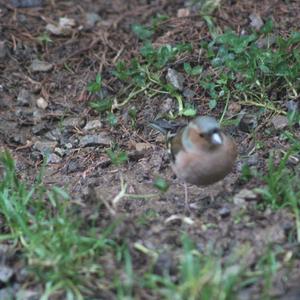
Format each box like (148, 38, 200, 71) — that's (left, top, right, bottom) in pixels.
(249, 13, 264, 31)
(286, 100, 298, 113)
(79, 133, 112, 147)
(16, 289, 39, 300)
(153, 252, 174, 276)
(47, 153, 61, 164)
(46, 23, 62, 35)
(247, 153, 258, 166)
(31, 123, 48, 135)
(59, 17, 76, 29)
(83, 119, 102, 131)
(33, 140, 57, 155)
(0, 265, 13, 283)
(0, 41, 7, 59)
(183, 88, 195, 100)
(166, 68, 185, 91)
(234, 189, 257, 205)
(177, 8, 190, 17)
(36, 97, 48, 109)
(271, 115, 288, 130)
(218, 207, 231, 218)
(62, 117, 86, 129)
(85, 12, 102, 28)
(65, 143, 73, 149)
(54, 147, 65, 157)
(135, 142, 151, 152)
(0, 287, 14, 300)
(30, 59, 53, 72)
(10, 0, 44, 8)
(46, 17, 75, 36)
(256, 34, 276, 48)
(160, 98, 173, 114)
(239, 114, 258, 132)
(44, 128, 61, 141)
(228, 102, 241, 115)
(17, 89, 33, 106)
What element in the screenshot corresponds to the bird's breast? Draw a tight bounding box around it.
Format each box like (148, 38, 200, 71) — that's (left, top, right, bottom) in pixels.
(172, 141, 236, 186)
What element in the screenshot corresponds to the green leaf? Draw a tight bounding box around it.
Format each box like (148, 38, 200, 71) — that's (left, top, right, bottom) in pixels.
(153, 177, 169, 192)
(182, 105, 197, 117)
(260, 19, 273, 34)
(183, 62, 192, 74)
(87, 74, 102, 93)
(106, 148, 128, 166)
(89, 99, 112, 113)
(191, 65, 203, 76)
(132, 24, 153, 41)
(107, 112, 118, 127)
(209, 99, 217, 110)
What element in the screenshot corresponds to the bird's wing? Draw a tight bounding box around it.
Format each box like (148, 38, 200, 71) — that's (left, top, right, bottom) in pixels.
(168, 128, 184, 162)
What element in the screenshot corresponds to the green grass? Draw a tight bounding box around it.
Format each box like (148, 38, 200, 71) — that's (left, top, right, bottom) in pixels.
(88, 18, 300, 122)
(0, 151, 294, 299)
(0, 151, 115, 299)
(113, 236, 287, 300)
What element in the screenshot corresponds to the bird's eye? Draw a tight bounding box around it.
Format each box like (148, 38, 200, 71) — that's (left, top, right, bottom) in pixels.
(212, 128, 219, 134)
(199, 133, 204, 138)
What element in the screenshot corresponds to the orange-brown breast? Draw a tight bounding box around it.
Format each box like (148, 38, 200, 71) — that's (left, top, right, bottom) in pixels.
(171, 132, 237, 186)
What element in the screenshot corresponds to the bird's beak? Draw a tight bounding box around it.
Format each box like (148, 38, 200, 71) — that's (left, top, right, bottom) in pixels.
(211, 132, 223, 145)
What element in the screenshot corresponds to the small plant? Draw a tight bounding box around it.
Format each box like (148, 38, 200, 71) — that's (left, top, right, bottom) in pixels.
(111, 22, 194, 117)
(37, 32, 53, 45)
(106, 144, 128, 166)
(256, 145, 300, 209)
(87, 74, 102, 93)
(183, 62, 203, 76)
(139, 235, 282, 300)
(201, 25, 300, 112)
(153, 177, 169, 192)
(0, 151, 114, 298)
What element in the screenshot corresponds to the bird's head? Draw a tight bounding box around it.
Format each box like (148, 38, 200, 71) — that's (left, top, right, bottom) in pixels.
(183, 116, 223, 151)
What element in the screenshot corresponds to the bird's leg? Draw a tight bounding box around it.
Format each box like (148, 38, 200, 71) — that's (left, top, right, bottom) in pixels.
(184, 182, 191, 213)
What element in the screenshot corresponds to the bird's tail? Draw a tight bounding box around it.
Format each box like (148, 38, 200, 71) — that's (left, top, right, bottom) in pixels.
(148, 118, 184, 135)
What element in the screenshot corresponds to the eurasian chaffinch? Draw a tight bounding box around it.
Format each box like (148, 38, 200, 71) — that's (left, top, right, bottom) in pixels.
(151, 116, 237, 209)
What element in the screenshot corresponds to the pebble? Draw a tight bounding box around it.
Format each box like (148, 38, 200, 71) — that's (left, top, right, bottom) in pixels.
(233, 189, 257, 206)
(10, 0, 44, 8)
(0, 265, 14, 283)
(0, 41, 7, 59)
(135, 142, 152, 152)
(79, 133, 112, 147)
(85, 12, 102, 28)
(54, 147, 65, 157)
(183, 88, 195, 100)
(31, 123, 48, 135)
(286, 100, 298, 113)
(228, 102, 241, 115)
(17, 89, 33, 106)
(249, 13, 264, 31)
(177, 8, 190, 17)
(47, 153, 61, 164)
(239, 114, 258, 132)
(33, 140, 57, 155)
(83, 119, 102, 131)
(30, 59, 53, 72)
(62, 117, 86, 129)
(271, 115, 288, 130)
(166, 68, 185, 91)
(36, 97, 48, 109)
(218, 207, 231, 218)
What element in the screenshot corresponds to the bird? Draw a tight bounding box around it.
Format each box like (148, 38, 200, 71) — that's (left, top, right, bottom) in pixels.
(150, 116, 237, 210)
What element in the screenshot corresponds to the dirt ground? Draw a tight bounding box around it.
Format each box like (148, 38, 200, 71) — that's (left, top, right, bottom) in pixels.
(1, 0, 300, 299)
